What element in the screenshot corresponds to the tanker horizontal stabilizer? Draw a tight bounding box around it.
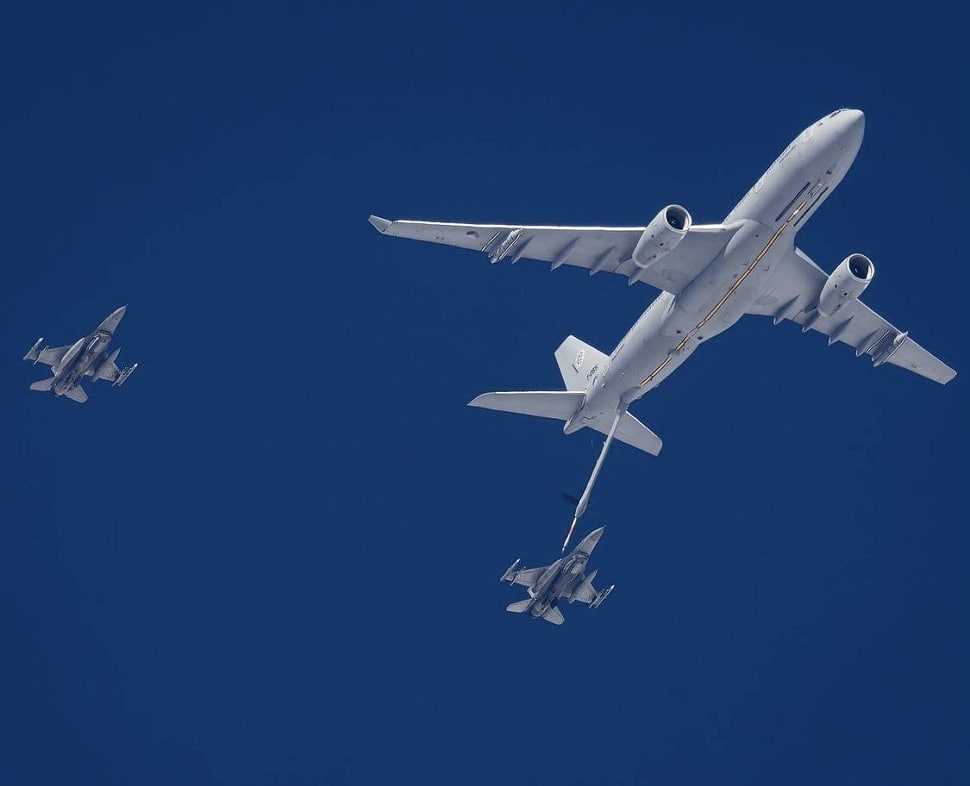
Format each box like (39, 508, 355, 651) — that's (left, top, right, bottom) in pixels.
(598, 411, 663, 456)
(469, 391, 584, 421)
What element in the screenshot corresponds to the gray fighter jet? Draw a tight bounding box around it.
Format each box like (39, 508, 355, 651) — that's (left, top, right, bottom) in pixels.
(23, 306, 137, 403)
(500, 526, 614, 625)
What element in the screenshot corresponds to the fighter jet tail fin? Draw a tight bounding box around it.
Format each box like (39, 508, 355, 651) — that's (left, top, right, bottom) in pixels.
(506, 599, 532, 614)
(555, 335, 609, 392)
(541, 606, 565, 625)
(29, 378, 54, 392)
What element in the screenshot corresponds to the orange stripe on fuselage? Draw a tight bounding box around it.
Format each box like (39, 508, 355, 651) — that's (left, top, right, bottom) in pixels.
(638, 202, 807, 387)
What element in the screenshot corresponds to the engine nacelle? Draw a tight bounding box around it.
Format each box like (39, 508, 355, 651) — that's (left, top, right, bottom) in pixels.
(818, 253, 874, 317)
(632, 205, 692, 269)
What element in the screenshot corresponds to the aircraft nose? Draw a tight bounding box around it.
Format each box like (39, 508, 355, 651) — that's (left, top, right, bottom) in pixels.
(843, 108, 865, 127)
(837, 108, 865, 150)
(576, 526, 605, 554)
(97, 305, 128, 334)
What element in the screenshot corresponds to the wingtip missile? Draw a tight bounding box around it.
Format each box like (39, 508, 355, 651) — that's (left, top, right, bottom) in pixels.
(24, 338, 45, 362)
(113, 363, 138, 387)
(500, 559, 521, 583)
(591, 584, 614, 609)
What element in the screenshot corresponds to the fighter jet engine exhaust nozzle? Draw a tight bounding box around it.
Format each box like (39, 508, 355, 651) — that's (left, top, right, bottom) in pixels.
(632, 205, 692, 270)
(817, 253, 875, 317)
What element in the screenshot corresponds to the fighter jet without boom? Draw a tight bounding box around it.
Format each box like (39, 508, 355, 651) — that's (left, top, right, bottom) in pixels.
(501, 526, 614, 625)
(24, 306, 137, 403)
(370, 109, 956, 550)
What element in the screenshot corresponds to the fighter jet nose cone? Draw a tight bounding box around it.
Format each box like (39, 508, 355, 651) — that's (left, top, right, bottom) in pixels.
(97, 306, 128, 333)
(575, 526, 605, 554)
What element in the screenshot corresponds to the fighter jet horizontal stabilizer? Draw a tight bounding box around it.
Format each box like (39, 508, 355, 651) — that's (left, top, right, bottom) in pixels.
(64, 384, 88, 403)
(542, 606, 565, 625)
(29, 378, 54, 392)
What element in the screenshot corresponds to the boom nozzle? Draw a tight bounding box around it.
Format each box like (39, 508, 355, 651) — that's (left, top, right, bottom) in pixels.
(560, 408, 624, 552)
(561, 516, 579, 554)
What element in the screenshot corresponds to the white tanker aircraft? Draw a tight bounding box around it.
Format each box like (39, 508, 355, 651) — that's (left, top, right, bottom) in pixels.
(369, 109, 955, 550)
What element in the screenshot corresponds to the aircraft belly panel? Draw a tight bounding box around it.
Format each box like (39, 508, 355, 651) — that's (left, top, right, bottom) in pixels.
(608, 324, 694, 398)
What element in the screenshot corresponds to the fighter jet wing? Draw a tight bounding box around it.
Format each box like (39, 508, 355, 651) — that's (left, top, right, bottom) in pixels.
(31, 345, 71, 368)
(509, 567, 546, 588)
(369, 216, 742, 295)
(571, 582, 598, 605)
(90, 359, 120, 382)
(747, 247, 956, 384)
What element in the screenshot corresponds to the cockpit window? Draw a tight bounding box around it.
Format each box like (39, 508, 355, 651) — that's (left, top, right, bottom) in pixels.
(828, 109, 845, 118)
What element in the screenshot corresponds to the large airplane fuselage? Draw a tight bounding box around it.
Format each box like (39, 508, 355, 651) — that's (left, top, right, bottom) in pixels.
(570, 110, 866, 433)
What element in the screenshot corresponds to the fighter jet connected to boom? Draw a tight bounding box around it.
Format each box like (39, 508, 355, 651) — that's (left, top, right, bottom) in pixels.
(370, 109, 956, 550)
(501, 526, 613, 625)
(24, 306, 137, 403)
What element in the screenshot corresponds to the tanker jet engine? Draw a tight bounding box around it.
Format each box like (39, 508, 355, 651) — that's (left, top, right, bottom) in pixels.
(370, 109, 956, 550)
(500, 526, 614, 625)
(23, 306, 137, 403)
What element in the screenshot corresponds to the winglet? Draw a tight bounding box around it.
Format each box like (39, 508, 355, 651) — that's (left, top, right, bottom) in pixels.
(368, 215, 392, 233)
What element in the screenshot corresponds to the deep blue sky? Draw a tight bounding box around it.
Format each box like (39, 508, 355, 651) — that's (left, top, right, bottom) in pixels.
(2, 3, 967, 784)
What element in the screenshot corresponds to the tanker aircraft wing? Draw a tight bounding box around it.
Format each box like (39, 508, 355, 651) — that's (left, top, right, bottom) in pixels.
(749, 247, 956, 384)
(369, 215, 743, 294)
